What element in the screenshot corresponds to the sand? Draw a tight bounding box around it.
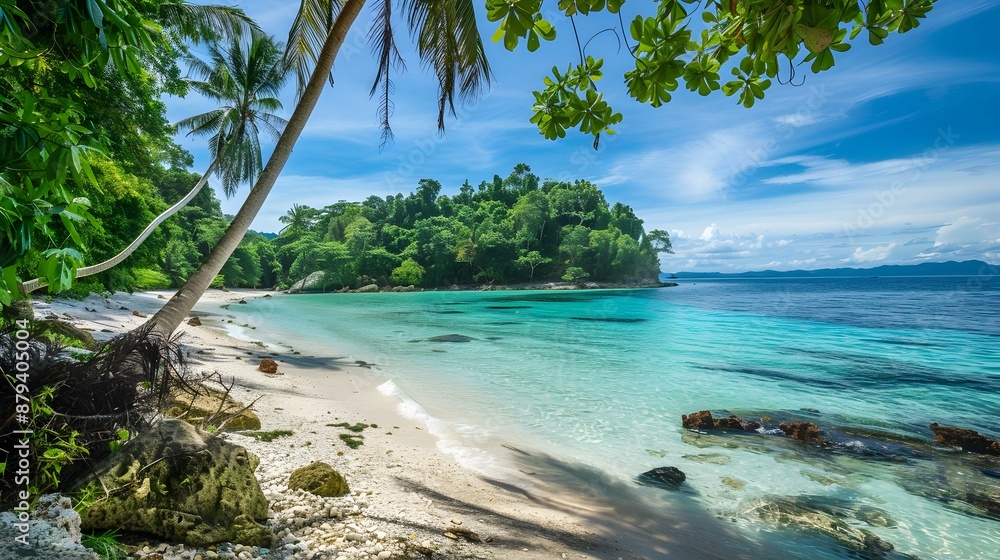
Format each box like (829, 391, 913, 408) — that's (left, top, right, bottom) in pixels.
(32, 289, 762, 560)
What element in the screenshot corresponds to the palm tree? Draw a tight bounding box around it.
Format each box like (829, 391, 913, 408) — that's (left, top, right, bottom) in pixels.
(148, 0, 491, 336)
(17, 34, 289, 294)
(278, 204, 317, 237)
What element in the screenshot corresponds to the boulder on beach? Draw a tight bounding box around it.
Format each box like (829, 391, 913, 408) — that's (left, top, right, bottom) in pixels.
(258, 358, 278, 374)
(355, 283, 380, 293)
(288, 462, 350, 497)
(164, 386, 261, 431)
(77, 419, 272, 547)
(929, 423, 1000, 455)
(187, 316, 202, 326)
(0, 495, 98, 560)
(636, 466, 686, 490)
(32, 319, 98, 350)
(288, 271, 326, 293)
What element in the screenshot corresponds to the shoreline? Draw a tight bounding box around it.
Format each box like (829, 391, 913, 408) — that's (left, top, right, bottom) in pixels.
(286, 280, 679, 295)
(31, 288, 762, 560)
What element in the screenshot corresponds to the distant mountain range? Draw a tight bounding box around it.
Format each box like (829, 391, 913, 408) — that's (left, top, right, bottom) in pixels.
(664, 260, 996, 279)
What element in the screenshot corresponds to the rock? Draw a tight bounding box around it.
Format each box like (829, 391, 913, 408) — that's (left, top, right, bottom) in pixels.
(0, 494, 98, 560)
(425, 334, 475, 343)
(287, 462, 350, 498)
(32, 319, 98, 350)
(164, 386, 261, 431)
(682, 453, 731, 465)
(681, 410, 715, 430)
(288, 271, 326, 294)
(76, 419, 272, 547)
(681, 410, 760, 431)
(355, 284, 379, 293)
(133, 310, 148, 317)
(929, 423, 1000, 455)
(779, 422, 827, 445)
(722, 477, 745, 490)
(636, 466, 686, 490)
(258, 359, 278, 374)
(238, 299, 247, 304)
(1, 299, 33, 322)
(743, 497, 912, 558)
(188, 317, 203, 326)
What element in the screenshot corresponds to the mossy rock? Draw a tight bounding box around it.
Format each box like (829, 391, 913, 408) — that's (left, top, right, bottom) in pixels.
(164, 386, 261, 431)
(75, 419, 271, 547)
(33, 319, 98, 350)
(288, 462, 349, 497)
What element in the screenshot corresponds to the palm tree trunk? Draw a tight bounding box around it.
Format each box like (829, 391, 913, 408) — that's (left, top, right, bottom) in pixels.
(148, 0, 367, 337)
(18, 160, 218, 294)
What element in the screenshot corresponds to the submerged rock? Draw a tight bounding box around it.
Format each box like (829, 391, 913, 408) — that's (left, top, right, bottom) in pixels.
(743, 497, 914, 558)
(636, 466, 686, 490)
(929, 423, 1000, 455)
(288, 462, 350, 497)
(425, 334, 476, 343)
(77, 419, 271, 547)
(682, 453, 732, 465)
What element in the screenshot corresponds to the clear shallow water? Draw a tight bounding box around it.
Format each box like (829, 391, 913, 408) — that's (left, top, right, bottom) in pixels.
(205, 276, 1000, 559)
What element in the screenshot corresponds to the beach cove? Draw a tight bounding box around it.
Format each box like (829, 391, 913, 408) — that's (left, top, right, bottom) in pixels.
(23, 274, 1000, 559)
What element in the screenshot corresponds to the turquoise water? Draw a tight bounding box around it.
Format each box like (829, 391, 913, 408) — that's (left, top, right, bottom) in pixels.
(203, 276, 1000, 558)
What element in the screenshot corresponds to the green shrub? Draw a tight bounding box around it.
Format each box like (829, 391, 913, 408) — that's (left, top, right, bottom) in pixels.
(390, 258, 424, 286)
(131, 268, 171, 290)
(210, 274, 226, 289)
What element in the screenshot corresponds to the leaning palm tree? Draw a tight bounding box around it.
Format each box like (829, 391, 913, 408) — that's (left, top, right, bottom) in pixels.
(148, 0, 491, 336)
(17, 34, 289, 294)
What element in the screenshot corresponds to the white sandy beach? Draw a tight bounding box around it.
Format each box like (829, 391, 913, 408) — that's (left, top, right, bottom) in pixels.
(33, 289, 729, 560)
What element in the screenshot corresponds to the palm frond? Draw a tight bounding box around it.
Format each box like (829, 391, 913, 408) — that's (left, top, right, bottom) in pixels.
(175, 109, 227, 138)
(159, 2, 262, 44)
(368, 0, 406, 148)
(285, 0, 344, 99)
(403, 0, 492, 131)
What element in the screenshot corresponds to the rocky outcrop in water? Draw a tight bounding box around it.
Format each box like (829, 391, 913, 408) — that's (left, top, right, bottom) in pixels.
(779, 422, 828, 445)
(929, 423, 1000, 455)
(681, 410, 761, 431)
(77, 419, 272, 547)
(636, 466, 686, 490)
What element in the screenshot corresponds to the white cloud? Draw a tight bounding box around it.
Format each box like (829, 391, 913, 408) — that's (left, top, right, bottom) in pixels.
(847, 243, 897, 263)
(700, 224, 719, 241)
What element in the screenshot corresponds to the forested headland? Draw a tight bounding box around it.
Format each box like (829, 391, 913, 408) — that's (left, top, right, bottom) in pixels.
(40, 161, 671, 295)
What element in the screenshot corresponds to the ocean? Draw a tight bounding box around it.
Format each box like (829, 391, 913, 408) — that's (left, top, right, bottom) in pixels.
(202, 275, 1000, 559)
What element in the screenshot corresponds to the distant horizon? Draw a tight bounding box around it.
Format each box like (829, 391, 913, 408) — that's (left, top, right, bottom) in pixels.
(662, 258, 999, 277)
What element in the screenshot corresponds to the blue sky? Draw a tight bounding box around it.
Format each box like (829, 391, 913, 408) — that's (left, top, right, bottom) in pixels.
(165, 1, 1000, 272)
